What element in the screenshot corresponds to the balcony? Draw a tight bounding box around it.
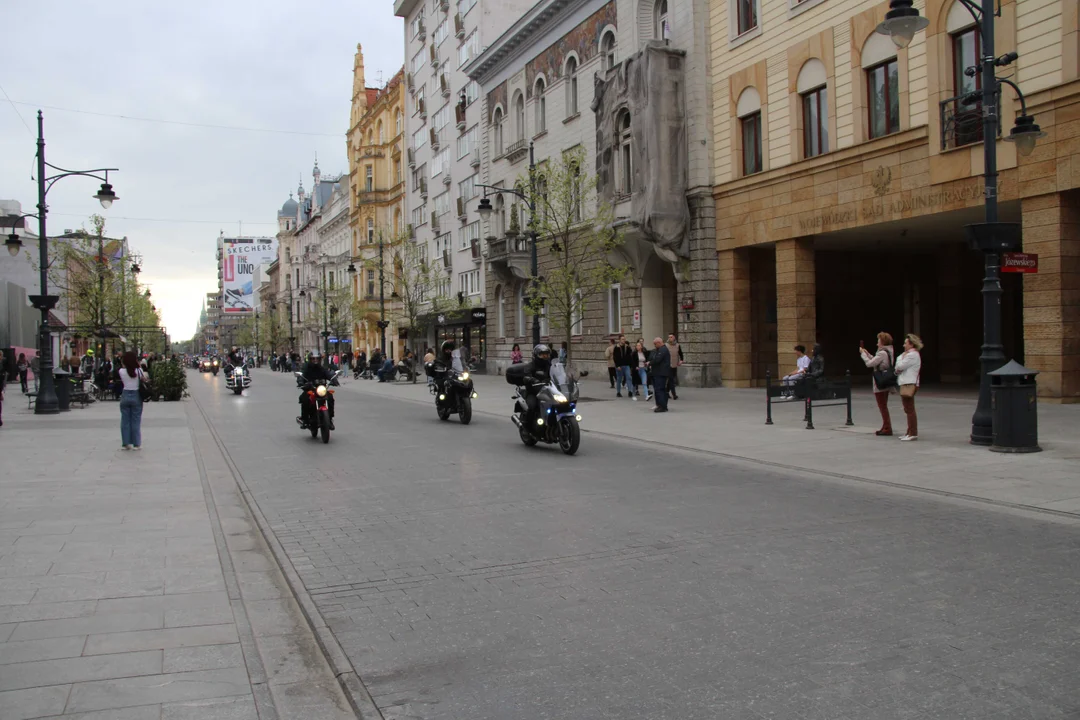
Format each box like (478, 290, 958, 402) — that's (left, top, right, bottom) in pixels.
(470, 147, 480, 168)
(940, 91, 999, 151)
(486, 233, 531, 284)
(356, 184, 403, 205)
(504, 139, 528, 164)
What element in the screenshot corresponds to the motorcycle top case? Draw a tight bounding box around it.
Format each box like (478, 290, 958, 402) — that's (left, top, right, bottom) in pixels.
(505, 363, 528, 385)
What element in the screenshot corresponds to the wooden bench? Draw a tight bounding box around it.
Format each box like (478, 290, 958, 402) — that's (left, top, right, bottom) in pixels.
(765, 370, 854, 429)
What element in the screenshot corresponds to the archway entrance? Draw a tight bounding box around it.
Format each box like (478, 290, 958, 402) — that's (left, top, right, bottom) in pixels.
(639, 254, 678, 343)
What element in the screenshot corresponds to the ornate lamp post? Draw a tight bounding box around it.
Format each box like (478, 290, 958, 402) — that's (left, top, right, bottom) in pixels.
(877, 0, 1044, 445)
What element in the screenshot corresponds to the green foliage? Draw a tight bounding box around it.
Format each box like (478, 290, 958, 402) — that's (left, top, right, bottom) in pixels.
(149, 358, 188, 401)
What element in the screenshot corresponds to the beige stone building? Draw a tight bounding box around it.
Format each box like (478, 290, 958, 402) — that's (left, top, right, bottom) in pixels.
(711, 0, 1079, 400)
(348, 46, 407, 359)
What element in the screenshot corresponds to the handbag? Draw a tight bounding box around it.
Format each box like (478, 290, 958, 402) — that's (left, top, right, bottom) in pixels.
(138, 369, 153, 402)
(872, 348, 897, 390)
(899, 384, 917, 398)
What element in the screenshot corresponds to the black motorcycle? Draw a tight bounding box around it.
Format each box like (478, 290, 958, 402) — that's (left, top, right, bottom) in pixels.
(294, 370, 340, 444)
(426, 363, 476, 424)
(509, 362, 581, 455)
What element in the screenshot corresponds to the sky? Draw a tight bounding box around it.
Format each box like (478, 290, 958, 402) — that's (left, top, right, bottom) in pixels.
(1, 1, 404, 340)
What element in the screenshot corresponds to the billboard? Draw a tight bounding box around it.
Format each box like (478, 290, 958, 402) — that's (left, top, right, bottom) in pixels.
(221, 237, 277, 314)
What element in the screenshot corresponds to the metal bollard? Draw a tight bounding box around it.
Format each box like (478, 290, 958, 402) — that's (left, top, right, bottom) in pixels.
(765, 370, 773, 425)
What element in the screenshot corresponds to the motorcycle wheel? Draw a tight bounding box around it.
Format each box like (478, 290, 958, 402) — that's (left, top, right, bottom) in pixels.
(458, 397, 472, 425)
(319, 409, 330, 444)
(308, 413, 319, 438)
(437, 403, 451, 421)
(558, 417, 580, 456)
(518, 420, 538, 447)
(233, 387, 243, 395)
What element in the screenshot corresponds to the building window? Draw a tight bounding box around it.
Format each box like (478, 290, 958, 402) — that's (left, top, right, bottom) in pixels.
(412, 126, 427, 151)
(459, 174, 478, 203)
(617, 110, 632, 194)
(741, 112, 762, 175)
(867, 59, 899, 139)
(365, 166, 373, 192)
(494, 194, 506, 236)
(496, 286, 505, 337)
(493, 108, 504, 156)
(516, 284, 526, 336)
(534, 78, 546, 134)
(395, 109, 402, 136)
(608, 284, 621, 333)
(377, 121, 385, 144)
(367, 218, 375, 244)
(565, 56, 579, 116)
(656, 0, 671, 40)
(434, 191, 450, 217)
(366, 269, 375, 297)
(514, 92, 526, 142)
(802, 86, 828, 158)
(736, 0, 757, 35)
(411, 47, 425, 75)
(460, 220, 480, 250)
(570, 159, 582, 222)
(395, 158, 402, 185)
(601, 31, 616, 71)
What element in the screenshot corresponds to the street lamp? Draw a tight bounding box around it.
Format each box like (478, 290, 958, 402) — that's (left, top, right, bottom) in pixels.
(476, 141, 541, 347)
(25, 111, 119, 414)
(877, 0, 1043, 445)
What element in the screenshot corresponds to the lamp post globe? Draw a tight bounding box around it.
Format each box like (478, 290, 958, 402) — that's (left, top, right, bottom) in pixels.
(875, 0, 929, 48)
(1006, 114, 1046, 157)
(476, 196, 493, 221)
(93, 182, 118, 210)
(6, 231, 20, 257)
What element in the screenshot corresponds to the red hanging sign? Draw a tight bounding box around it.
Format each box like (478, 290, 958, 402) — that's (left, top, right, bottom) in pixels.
(1001, 252, 1038, 273)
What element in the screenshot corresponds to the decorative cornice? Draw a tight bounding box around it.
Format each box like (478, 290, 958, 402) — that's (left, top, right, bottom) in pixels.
(465, 0, 594, 83)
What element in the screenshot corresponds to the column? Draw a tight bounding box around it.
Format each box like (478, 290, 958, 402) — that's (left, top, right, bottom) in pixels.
(1022, 191, 1080, 402)
(775, 238, 816, 374)
(718, 248, 752, 386)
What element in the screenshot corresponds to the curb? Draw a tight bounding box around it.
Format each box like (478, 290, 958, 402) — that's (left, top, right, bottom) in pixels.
(191, 394, 384, 720)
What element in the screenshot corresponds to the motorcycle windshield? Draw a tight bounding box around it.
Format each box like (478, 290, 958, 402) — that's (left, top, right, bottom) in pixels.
(550, 361, 579, 401)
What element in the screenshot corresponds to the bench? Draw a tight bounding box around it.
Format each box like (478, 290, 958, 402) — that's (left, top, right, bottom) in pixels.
(765, 370, 854, 429)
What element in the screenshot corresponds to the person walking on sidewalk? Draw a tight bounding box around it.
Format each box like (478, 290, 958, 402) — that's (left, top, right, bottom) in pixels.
(510, 343, 523, 365)
(16, 353, 29, 394)
(649, 337, 671, 412)
(118, 351, 146, 451)
(605, 338, 616, 389)
(634, 340, 651, 401)
(613, 335, 634, 399)
(860, 332, 896, 436)
(666, 334, 683, 400)
(895, 334, 923, 442)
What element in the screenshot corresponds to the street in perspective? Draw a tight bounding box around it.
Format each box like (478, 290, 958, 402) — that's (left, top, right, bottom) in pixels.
(3, 0, 1080, 717)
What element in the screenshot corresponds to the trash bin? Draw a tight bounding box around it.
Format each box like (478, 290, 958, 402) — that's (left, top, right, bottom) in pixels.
(53, 369, 71, 412)
(989, 359, 1041, 453)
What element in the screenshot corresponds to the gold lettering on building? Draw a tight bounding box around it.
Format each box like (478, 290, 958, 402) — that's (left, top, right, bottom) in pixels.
(797, 182, 993, 234)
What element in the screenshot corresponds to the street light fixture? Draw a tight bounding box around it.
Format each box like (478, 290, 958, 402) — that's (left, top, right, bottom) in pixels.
(93, 180, 118, 210)
(6, 230, 21, 256)
(877, 0, 1043, 446)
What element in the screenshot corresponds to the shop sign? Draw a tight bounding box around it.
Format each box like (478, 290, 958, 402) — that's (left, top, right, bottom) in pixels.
(471, 308, 486, 321)
(1002, 252, 1038, 273)
(632, 309, 641, 329)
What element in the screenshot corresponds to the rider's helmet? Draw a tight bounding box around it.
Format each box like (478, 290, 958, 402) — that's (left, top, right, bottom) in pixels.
(531, 343, 552, 372)
(440, 340, 456, 363)
(309, 349, 323, 364)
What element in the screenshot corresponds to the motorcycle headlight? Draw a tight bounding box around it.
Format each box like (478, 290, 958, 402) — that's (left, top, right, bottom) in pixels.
(551, 392, 568, 404)
(316, 385, 327, 397)
(235, 369, 244, 376)
(459, 372, 469, 381)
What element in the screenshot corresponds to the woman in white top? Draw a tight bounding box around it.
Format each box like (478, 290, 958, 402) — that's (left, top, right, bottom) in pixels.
(118, 350, 146, 450)
(894, 334, 923, 441)
(634, 341, 651, 401)
(859, 331, 896, 436)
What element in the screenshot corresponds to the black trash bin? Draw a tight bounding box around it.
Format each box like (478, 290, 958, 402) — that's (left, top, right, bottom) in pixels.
(53, 369, 72, 412)
(989, 359, 1041, 453)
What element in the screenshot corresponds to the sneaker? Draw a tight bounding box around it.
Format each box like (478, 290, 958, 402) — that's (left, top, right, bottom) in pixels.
(616, 392, 622, 397)
(121, 445, 131, 451)
(900, 435, 918, 442)
(131, 446, 141, 451)
(632, 395, 638, 402)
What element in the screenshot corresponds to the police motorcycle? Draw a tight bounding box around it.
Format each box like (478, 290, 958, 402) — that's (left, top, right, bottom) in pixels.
(508, 345, 582, 455)
(425, 341, 478, 424)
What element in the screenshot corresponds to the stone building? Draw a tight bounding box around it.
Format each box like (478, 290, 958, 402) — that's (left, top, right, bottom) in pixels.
(711, 0, 1079, 401)
(348, 45, 407, 359)
(467, 0, 720, 383)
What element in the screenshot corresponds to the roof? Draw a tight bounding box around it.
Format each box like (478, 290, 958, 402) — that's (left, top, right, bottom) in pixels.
(366, 88, 380, 107)
(278, 196, 299, 217)
(48, 312, 66, 329)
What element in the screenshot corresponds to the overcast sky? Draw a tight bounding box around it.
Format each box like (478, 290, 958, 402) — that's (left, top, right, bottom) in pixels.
(1, 1, 404, 340)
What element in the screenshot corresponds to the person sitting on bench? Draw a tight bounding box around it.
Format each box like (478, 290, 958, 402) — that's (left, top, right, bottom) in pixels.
(781, 345, 810, 398)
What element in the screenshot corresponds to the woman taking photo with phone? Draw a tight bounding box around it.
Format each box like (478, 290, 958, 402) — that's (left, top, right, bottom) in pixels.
(859, 332, 896, 436)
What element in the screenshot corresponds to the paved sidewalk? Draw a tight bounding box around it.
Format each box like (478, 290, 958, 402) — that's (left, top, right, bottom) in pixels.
(0, 399, 354, 720)
(336, 371, 1080, 515)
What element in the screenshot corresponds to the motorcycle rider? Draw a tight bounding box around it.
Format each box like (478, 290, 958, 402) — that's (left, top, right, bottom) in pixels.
(298, 349, 336, 430)
(225, 346, 243, 373)
(427, 341, 457, 390)
(520, 344, 552, 428)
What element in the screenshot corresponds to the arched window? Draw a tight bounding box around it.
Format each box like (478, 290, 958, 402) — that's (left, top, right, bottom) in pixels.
(617, 110, 632, 193)
(601, 32, 616, 71)
(367, 130, 374, 146)
(565, 56, 579, 116)
(797, 59, 829, 158)
(947, 1, 982, 146)
(377, 120, 384, 144)
(534, 78, 546, 134)
(496, 286, 505, 337)
(367, 218, 375, 244)
(493, 107, 504, 155)
(514, 92, 526, 141)
(394, 208, 401, 235)
(516, 284, 526, 336)
(862, 34, 899, 139)
(494, 194, 505, 236)
(655, 0, 670, 40)
(736, 87, 762, 176)
(395, 109, 402, 136)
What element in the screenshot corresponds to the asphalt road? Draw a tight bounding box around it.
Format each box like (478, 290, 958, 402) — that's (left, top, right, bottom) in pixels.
(189, 367, 1080, 720)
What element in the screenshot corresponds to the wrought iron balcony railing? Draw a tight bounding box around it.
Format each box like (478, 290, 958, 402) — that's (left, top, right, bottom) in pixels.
(940, 90, 1000, 151)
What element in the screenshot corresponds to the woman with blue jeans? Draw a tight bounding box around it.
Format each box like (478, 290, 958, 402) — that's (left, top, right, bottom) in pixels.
(633, 341, 651, 401)
(118, 351, 145, 450)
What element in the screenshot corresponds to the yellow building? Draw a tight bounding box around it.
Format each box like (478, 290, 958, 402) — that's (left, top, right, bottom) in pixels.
(348, 45, 406, 359)
(710, 0, 1079, 401)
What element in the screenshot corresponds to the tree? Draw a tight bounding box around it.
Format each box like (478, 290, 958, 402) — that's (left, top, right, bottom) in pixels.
(521, 147, 624, 365)
(302, 284, 354, 354)
(389, 229, 455, 351)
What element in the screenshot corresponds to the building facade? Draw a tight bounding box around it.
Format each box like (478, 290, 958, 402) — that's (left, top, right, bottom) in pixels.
(394, 0, 536, 362)
(348, 46, 407, 359)
(710, 0, 1079, 401)
(467, 0, 720, 381)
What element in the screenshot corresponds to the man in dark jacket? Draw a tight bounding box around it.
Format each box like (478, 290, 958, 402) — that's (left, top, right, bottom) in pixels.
(649, 337, 671, 412)
(298, 350, 335, 429)
(612, 335, 634, 399)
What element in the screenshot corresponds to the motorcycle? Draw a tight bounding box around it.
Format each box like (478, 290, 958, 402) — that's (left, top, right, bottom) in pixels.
(295, 370, 341, 444)
(509, 362, 582, 455)
(211, 358, 219, 376)
(426, 363, 477, 424)
(224, 364, 251, 395)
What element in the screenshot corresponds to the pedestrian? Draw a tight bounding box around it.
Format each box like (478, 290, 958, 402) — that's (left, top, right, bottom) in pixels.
(118, 350, 146, 451)
(605, 338, 616, 388)
(16, 353, 29, 393)
(895, 334, 923, 442)
(634, 340, 651, 401)
(510, 343, 523, 365)
(558, 342, 568, 364)
(613, 335, 634, 399)
(860, 332, 896, 436)
(649, 337, 671, 412)
(665, 334, 683, 400)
